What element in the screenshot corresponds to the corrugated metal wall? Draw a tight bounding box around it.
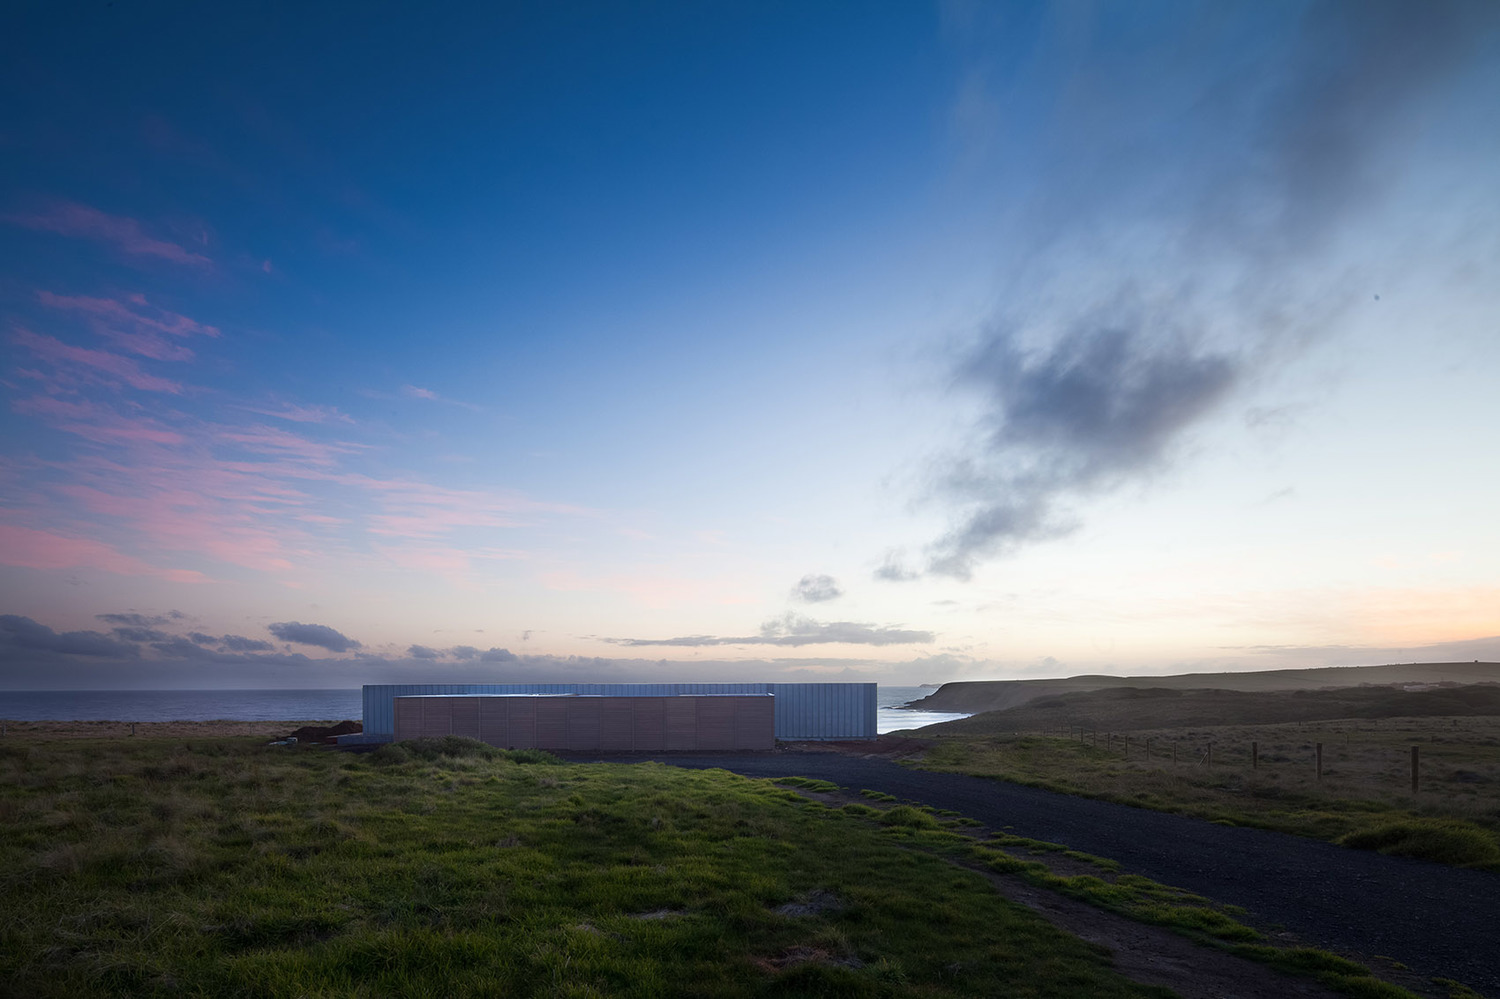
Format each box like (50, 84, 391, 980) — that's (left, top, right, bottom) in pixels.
(393, 694, 776, 750)
(363, 682, 876, 741)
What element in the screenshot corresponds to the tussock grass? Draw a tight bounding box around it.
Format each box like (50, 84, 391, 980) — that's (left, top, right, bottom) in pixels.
(916, 715, 1500, 870)
(0, 737, 1170, 999)
(1337, 819, 1500, 866)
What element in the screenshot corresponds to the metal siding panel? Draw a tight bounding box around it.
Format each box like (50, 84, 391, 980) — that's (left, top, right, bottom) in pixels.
(664, 698, 696, 750)
(599, 698, 634, 751)
(507, 698, 537, 749)
(479, 697, 508, 747)
(566, 697, 601, 751)
(451, 697, 480, 739)
(696, 697, 736, 750)
(420, 698, 452, 738)
(535, 698, 567, 747)
(393, 697, 420, 741)
(634, 697, 665, 750)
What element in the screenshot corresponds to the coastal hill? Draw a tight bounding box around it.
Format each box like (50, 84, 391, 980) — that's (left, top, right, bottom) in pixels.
(908, 661, 1500, 715)
(913, 680, 1500, 736)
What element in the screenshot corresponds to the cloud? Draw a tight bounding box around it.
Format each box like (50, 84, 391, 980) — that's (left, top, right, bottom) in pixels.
(111, 626, 169, 642)
(13, 327, 183, 393)
(6, 202, 211, 267)
(181, 631, 275, 653)
(407, 644, 441, 659)
(243, 402, 354, 424)
(37, 291, 219, 362)
(96, 611, 183, 627)
(221, 634, 274, 652)
(922, 1, 1495, 580)
(0, 614, 139, 658)
(927, 324, 1238, 579)
(268, 621, 361, 652)
(792, 573, 843, 603)
(395, 384, 483, 412)
(608, 613, 934, 648)
(481, 647, 518, 662)
(450, 645, 480, 660)
(874, 552, 920, 583)
(0, 525, 208, 583)
(151, 636, 218, 660)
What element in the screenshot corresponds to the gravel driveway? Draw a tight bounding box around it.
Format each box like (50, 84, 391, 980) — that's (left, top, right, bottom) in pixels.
(571, 751, 1500, 994)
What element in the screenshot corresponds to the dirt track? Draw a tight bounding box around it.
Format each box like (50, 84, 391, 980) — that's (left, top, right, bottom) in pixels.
(571, 751, 1500, 995)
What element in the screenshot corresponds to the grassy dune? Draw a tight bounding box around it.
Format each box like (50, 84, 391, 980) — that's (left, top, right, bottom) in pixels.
(0, 735, 1173, 999)
(919, 684, 1500, 735)
(913, 711, 1500, 870)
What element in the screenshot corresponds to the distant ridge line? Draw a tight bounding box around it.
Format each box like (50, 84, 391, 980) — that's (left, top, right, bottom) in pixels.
(909, 662, 1500, 715)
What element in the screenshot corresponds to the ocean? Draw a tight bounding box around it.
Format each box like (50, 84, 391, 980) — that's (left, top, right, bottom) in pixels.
(2, 686, 969, 734)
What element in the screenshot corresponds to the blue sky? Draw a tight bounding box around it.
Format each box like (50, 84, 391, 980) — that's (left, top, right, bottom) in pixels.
(3, 1, 1498, 689)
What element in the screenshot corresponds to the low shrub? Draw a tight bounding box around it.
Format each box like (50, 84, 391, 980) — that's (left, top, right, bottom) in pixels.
(368, 743, 412, 765)
(502, 748, 560, 765)
(1338, 819, 1500, 867)
(878, 806, 939, 829)
(398, 737, 502, 762)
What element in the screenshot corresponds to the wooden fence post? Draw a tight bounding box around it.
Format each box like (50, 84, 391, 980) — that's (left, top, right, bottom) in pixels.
(1316, 742, 1323, 781)
(1123, 736, 1130, 759)
(1172, 742, 1177, 763)
(1252, 741, 1258, 769)
(1411, 746, 1419, 793)
(1206, 743, 1212, 767)
(1146, 737, 1152, 760)
(130, 722, 136, 737)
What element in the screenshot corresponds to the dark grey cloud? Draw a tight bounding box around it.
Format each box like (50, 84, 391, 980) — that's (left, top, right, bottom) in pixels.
(95, 611, 183, 627)
(1, 614, 139, 658)
(450, 645, 480, 660)
(221, 634, 274, 652)
(481, 647, 517, 662)
(112, 626, 170, 643)
(923, 1, 1495, 580)
(793, 574, 842, 603)
(408, 644, 440, 660)
(609, 613, 934, 648)
(928, 325, 1238, 579)
(267, 621, 361, 653)
(151, 637, 218, 660)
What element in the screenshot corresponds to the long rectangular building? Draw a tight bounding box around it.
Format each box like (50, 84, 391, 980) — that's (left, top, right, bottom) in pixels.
(360, 682, 876, 742)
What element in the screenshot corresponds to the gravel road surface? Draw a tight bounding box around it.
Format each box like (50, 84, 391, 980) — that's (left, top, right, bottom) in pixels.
(573, 751, 1500, 994)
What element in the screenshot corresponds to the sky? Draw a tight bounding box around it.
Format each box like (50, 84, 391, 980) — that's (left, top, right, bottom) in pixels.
(2, 1, 1499, 690)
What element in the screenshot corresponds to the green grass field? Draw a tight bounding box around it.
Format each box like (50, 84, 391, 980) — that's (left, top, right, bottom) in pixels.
(0, 735, 1178, 999)
(912, 715, 1500, 870)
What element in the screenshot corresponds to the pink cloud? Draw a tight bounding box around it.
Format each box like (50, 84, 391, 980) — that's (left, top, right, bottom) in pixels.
(0, 523, 208, 583)
(396, 383, 484, 412)
(7, 202, 211, 267)
(241, 401, 354, 424)
(13, 327, 183, 393)
(13, 395, 185, 445)
(37, 291, 219, 362)
(5, 369, 583, 586)
(215, 425, 365, 464)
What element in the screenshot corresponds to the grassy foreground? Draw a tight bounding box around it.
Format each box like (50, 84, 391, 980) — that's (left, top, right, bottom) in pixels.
(911, 716, 1500, 870)
(0, 736, 1173, 999)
